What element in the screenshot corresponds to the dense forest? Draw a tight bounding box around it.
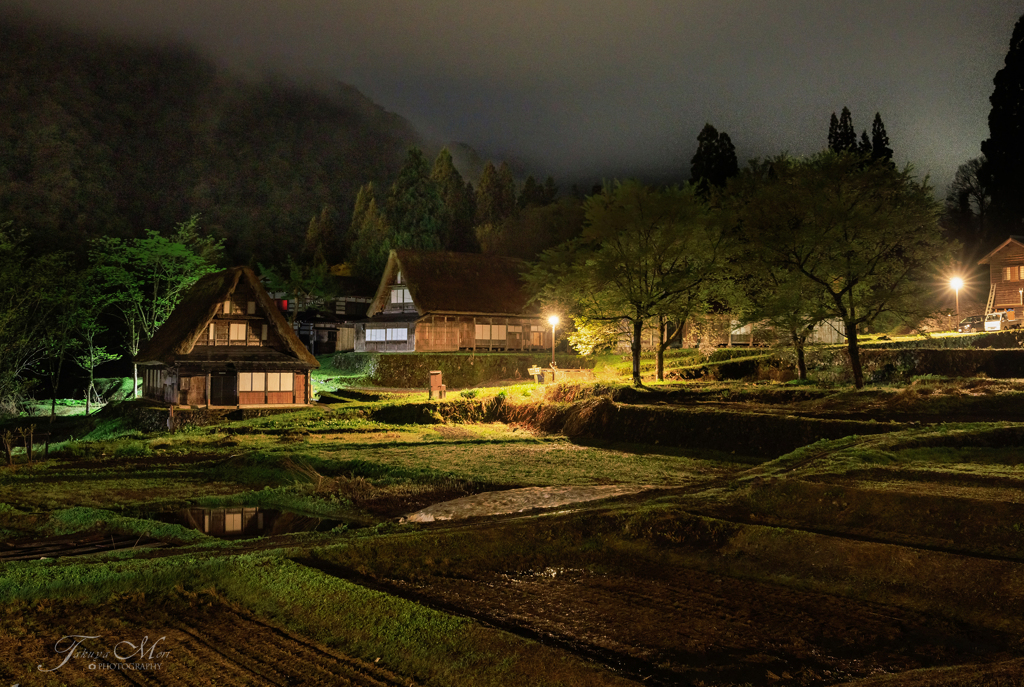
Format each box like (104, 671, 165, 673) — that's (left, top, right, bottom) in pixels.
(0, 17, 421, 266)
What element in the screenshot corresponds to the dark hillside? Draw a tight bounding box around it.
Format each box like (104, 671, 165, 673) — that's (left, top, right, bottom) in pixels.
(0, 18, 421, 265)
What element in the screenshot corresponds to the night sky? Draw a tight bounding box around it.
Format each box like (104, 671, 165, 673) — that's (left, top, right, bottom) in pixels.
(5, 0, 1021, 192)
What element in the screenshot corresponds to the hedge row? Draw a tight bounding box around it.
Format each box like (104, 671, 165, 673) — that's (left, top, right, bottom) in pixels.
(858, 332, 1023, 350)
(810, 348, 1024, 382)
(331, 352, 593, 389)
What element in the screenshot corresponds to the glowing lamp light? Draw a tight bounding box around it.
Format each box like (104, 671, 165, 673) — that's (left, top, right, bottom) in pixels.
(950, 277, 963, 323)
(547, 315, 559, 367)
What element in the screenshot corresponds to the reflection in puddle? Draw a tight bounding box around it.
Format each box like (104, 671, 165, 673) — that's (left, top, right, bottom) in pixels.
(156, 507, 342, 538)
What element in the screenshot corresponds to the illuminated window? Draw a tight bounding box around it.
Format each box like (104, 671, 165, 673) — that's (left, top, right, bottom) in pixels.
(247, 301, 256, 315)
(261, 324, 268, 341)
(239, 373, 265, 392)
(208, 323, 215, 342)
(223, 300, 231, 314)
(366, 328, 386, 342)
(390, 287, 412, 305)
(386, 327, 407, 341)
(267, 372, 294, 392)
(230, 323, 246, 340)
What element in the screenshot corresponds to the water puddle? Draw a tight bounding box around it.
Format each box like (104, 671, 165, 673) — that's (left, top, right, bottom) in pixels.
(152, 507, 343, 538)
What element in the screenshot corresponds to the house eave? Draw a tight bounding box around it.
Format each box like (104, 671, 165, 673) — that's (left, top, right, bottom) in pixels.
(978, 236, 1024, 264)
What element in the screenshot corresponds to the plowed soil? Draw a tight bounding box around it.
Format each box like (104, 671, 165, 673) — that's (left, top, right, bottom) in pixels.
(0, 591, 416, 686)
(380, 566, 1018, 686)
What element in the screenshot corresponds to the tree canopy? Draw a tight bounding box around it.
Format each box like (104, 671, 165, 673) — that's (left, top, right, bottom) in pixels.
(89, 215, 223, 397)
(527, 181, 726, 386)
(728, 152, 948, 388)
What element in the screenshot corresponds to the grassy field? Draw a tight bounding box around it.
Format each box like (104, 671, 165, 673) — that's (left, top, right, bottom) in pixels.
(5, 343, 1024, 685)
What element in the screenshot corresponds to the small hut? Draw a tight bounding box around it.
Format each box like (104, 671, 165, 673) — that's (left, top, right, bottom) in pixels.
(135, 267, 319, 407)
(355, 250, 553, 352)
(978, 236, 1024, 319)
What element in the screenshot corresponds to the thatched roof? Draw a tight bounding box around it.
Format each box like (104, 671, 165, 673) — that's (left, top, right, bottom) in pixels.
(369, 250, 540, 317)
(135, 266, 319, 369)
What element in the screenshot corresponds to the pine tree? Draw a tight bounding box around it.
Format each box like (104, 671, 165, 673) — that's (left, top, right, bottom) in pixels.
(689, 123, 739, 196)
(858, 131, 872, 156)
(981, 13, 1024, 231)
(303, 204, 338, 265)
(870, 113, 894, 165)
(348, 195, 390, 283)
(541, 176, 559, 204)
(476, 161, 517, 225)
(518, 175, 542, 209)
(828, 107, 858, 153)
(430, 148, 477, 251)
(496, 162, 517, 219)
(385, 148, 445, 253)
(350, 182, 375, 232)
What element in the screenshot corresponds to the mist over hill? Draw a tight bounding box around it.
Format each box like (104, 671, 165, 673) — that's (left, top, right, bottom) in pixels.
(0, 17, 423, 266)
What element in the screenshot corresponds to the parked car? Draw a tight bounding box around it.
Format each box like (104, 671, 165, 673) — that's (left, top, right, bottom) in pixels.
(958, 315, 984, 333)
(984, 311, 1021, 331)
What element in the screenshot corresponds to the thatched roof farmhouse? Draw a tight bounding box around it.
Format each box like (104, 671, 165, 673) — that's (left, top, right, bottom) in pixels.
(135, 266, 319, 406)
(356, 250, 553, 352)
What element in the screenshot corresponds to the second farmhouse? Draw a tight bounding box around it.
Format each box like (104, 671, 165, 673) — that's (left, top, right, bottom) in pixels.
(355, 250, 553, 353)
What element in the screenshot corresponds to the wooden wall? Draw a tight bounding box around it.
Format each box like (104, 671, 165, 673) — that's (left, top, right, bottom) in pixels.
(988, 242, 1024, 311)
(357, 315, 551, 352)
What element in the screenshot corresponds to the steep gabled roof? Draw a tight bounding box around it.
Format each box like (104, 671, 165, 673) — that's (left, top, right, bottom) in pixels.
(367, 250, 540, 317)
(135, 266, 319, 368)
(978, 236, 1024, 264)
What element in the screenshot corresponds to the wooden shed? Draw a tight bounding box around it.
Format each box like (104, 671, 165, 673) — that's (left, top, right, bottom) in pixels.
(978, 236, 1024, 318)
(355, 250, 552, 353)
(134, 266, 319, 407)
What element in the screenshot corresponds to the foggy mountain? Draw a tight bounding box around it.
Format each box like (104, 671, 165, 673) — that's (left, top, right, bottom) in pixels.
(0, 17, 422, 266)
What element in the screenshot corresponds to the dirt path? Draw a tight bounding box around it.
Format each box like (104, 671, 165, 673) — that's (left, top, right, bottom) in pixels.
(402, 484, 653, 522)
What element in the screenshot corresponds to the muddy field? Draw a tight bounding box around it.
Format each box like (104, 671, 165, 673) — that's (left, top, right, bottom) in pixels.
(7, 378, 1024, 685)
(382, 565, 1017, 686)
(0, 591, 417, 686)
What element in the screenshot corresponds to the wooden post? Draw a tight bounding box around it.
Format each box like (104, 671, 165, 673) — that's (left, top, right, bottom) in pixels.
(206, 373, 211, 409)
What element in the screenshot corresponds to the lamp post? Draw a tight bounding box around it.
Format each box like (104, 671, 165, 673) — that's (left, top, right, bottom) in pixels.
(548, 315, 559, 367)
(950, 277, 963, 323)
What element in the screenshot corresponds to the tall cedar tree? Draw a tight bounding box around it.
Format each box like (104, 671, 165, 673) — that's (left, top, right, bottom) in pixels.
(430, 148, 478, 252)
(830, 108, 894, 165)
(870, 113, 894, 165)
(828, 107, 858, 153)
(348, 182, 391, 282)
(476, 161, 517, 226)
(302, 205, 339, 265)
(981, 13, 1024, 232)
(690, 123, 739, 196)
(384, 148, 445, 253)
(732, 153, 948, 389)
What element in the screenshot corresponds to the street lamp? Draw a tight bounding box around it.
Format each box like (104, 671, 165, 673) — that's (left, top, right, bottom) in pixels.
(950, 277, 963, 323)
(547, 315, 559, 367)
